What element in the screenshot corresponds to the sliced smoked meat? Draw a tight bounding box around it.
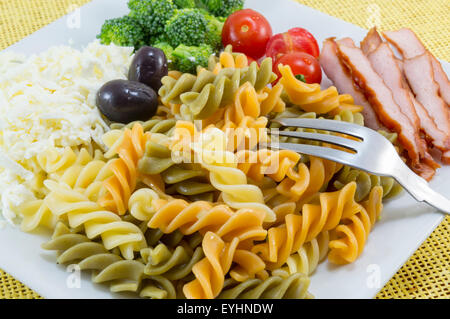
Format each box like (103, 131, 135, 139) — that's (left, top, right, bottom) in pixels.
(361, 27, 383, 55)
(384, 28, 450, 106)
(320, 38, 383, 130)
(383, 28, 426, 59)
(367, 43, 421, 132)
(336, 42, 423, 165)
(429, 53, 450, 106)
(403, 53, 450, 140)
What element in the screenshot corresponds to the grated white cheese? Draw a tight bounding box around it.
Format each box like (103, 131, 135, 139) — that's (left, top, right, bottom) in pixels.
(0, 40, 134, 224)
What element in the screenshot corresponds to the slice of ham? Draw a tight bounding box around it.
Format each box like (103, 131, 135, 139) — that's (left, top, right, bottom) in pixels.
(367, 43, 421, 133)
(361, 27, 383, 55)
(403, 53, 450, 140)
(429, 54, 450, 106)
(396, 59, 450, 156)
(383, 28, 426, 59)
(384, 28, 450, 106)
(320, 38, 383, 130)
(408, 90, 449, 152)
(336, 42, 424, 165)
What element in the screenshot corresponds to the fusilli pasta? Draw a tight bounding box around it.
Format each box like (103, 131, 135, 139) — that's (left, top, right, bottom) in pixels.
(183, 232, 266, 299)
(43, 222, 174, 298)
(142, 242, 204, 280)
(218, 273, 312, 299)
(333, 166, 402, 201)
(252, 182, 364, 269)
(278, 64, 363, 115)
(98, 123, 149, 215)
(44, 181, 146, 260)
(328, 186, 383, 264)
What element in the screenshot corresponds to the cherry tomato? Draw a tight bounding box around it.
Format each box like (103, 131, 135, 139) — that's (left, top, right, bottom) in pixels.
(274, 52, 322, 84)
(266, 27, 320, 62)
(222, 9, 272, 60)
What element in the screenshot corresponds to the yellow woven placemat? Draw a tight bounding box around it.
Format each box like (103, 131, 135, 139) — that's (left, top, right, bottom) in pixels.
(0, 0, 449, 299)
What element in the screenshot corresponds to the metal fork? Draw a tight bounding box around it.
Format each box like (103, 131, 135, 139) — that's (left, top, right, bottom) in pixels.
(268, 118, 450, 214)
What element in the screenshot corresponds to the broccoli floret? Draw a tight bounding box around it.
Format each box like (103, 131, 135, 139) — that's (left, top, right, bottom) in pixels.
(152, 42, 175, 67)
(173, 0, 196, 8)
(165, 9, 211, 47)
(203, 14, 224, 50)
(97, 16, 147, 49)
(198, 0, 244, 17)
(172, 44, 213, 73)
(128, 0, 176, 35)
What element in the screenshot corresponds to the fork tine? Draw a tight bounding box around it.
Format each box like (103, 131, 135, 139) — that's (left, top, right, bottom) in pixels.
(266, 142, 358, 168)
(269, 130, 361, 152)
(272, 118, 366, 140)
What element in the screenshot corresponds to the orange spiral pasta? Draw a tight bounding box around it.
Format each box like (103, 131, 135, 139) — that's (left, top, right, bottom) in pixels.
(147, 198, 267, 247)
(252, 182, 363, 269)
(183, 232, 266, 299)
(98, 123, 150, 215)
(328, 186, 383, 264)
(278, 64, 363, 115)
(237, 149, 341, 201)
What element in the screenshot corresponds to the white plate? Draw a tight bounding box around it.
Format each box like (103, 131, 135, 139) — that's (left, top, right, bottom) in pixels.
(0, 0, 448, 299)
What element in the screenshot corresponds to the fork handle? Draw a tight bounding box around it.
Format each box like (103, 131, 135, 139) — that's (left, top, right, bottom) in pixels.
(394, 161, 450, 214)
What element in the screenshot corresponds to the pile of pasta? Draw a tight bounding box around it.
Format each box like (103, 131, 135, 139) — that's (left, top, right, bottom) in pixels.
(20, 47, 402, 299)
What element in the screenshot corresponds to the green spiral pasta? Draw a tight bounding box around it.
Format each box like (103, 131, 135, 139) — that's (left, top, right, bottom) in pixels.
(110, 118, 177, 135)
(137, 133, 216, 201)
(218, 273, 312, 299)
(333, 166, 403, 201)
(143, 223, 203, 250)
(142, 242, 204, 281)
(42, 222, 176, 298)
(159, 58, 276, 120)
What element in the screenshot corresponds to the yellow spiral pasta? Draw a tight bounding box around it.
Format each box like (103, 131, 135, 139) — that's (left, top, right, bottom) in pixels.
(46, 149, 111, 202)
(38, 147, 105, 177)
(278, 64, 363, 115)
(98, 123, 150, 215)
(194, 127, 275, 222)
(17, 199, 57, 232)
(20, 147, 111, 232)
(44, 180, 146, 260)
(128, 188, 167, 222)
(252, 182, 363, 269)
(328, 186, 383, 264)
(171, 122, 275, 222)
(183, 232, 266, 299)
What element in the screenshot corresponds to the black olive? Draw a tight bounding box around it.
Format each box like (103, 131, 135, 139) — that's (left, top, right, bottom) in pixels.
(128, 46, 168, 91)
(96, 79, 157, 124)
